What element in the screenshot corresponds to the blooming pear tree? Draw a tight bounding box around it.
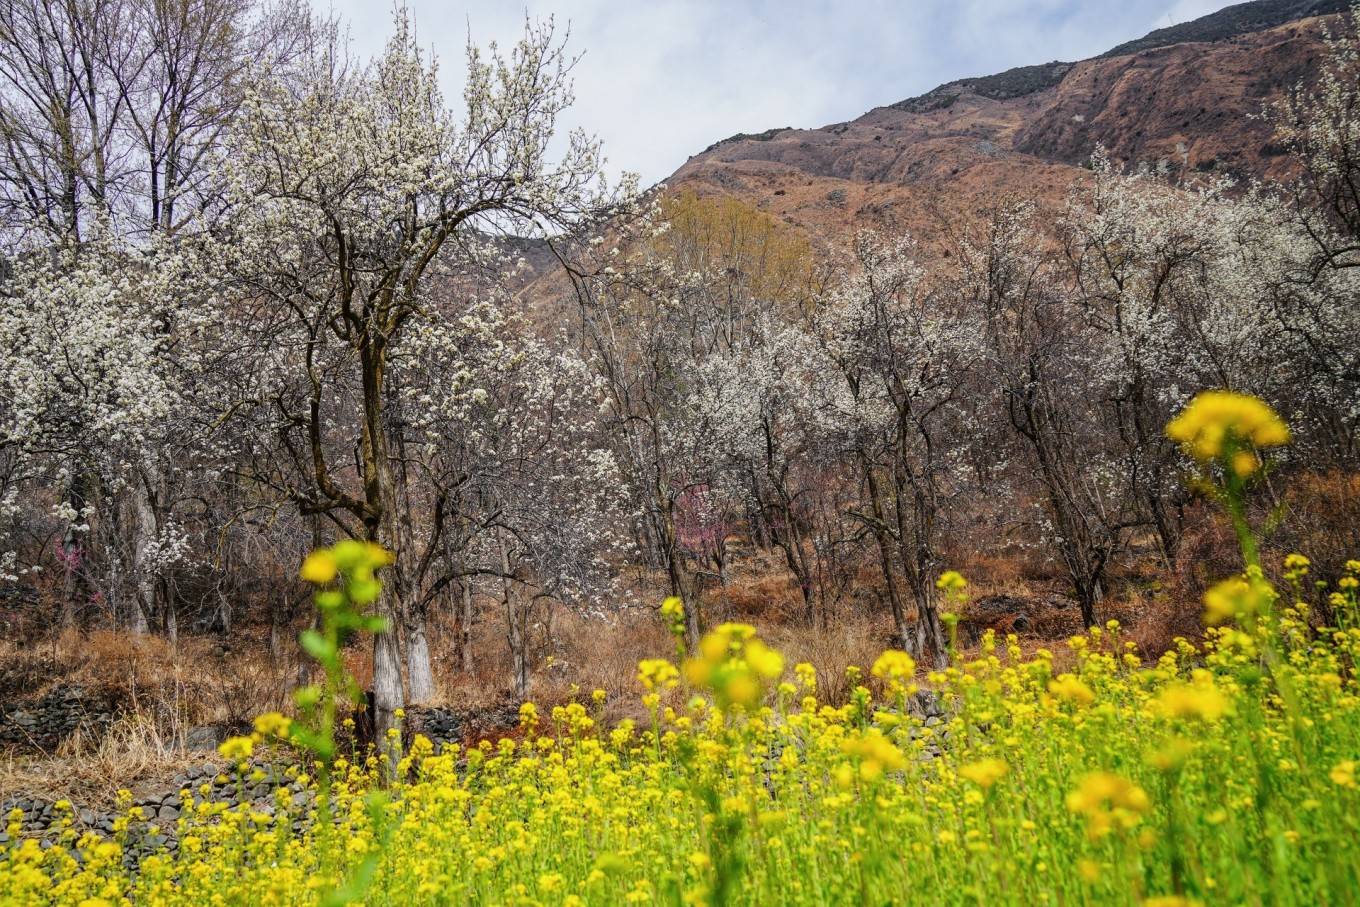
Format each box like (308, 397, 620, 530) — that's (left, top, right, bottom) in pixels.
(0, 227, 215, 630)
(957, 201, 1146, 627)
(218, 12, 628, 733)
(393, 295, 631, 700)
(1058, 152, 1245, 563)
(813, 230, 977, 664)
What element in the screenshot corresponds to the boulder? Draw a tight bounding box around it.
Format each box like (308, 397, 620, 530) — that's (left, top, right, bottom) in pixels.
(184, 724, 224, 752)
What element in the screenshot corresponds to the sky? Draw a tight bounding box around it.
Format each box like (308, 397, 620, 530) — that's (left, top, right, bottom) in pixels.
(326, 0, 1237, 186)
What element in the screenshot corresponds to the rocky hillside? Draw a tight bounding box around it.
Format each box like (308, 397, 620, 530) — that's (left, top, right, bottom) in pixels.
(667, 0, 1350, 242)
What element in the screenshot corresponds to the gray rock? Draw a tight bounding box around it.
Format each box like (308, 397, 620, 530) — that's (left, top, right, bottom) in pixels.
(184, 725, 224, 752)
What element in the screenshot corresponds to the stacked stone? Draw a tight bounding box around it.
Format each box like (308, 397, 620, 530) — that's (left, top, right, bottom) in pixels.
(405, 701, 521, 749)
(0, 685, 118, 749)
(1, 760, 314, 856)
(910, 689, 951, 760)
(403, 705, 461, 748)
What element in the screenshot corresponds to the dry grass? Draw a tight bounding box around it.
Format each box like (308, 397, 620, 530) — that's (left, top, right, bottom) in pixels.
(765, 614, 893, 702)
(0, 629, 295, 716)
(1276, 471, 1360, 592)
(0, 704, 200, 808)
(0, 629, 299, 805)
(1, 541, 1227, 803)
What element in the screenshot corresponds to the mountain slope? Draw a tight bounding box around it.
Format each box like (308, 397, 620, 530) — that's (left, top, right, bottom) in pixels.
(667, 0, 1348, 243)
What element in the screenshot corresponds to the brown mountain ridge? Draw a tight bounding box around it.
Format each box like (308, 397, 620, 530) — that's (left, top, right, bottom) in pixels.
(666, 0, 1351, 242)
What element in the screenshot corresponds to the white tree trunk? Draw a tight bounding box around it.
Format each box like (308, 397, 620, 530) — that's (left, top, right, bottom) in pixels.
(406, 613, 436, 704)
(130, 464, 160, 635)
(372, 622, 404, 748)
(129, 595, 150, 635)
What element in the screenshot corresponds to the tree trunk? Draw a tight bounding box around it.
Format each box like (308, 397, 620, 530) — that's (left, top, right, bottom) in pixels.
(773, 513, 814, 624)
(269, 599, 286, 663)
(371, 626, 404, 747)
(57, 471, 94, 628)
(892, 465, 947, 668)
(1018, 396, 1108, 630)
(862, 457, 914, 657)
(295, 611, 318, 692)
(1074, 576, 1103, 629)
(508, 600, 528, 700)
(460, 580, 475, 674)
(218, 586, 232, 636)
(910, 584, 948, 670)
(746, 465, 772, 550)
(406, 610, 436, 704)
(658, 495, 702, 650)
(500, 536, 529, 699)
(59, 558, 77, 630)
(359, 341, 404, 751)
(164, 599, 178, 643)
(130, 466, 159, 635)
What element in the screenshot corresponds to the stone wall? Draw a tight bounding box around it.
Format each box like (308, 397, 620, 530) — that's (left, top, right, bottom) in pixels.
(0, 760, 311, 861)
(0, 684, 120, 751)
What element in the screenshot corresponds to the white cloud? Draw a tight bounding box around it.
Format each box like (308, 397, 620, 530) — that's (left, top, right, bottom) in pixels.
(325, 1, 1239, 185)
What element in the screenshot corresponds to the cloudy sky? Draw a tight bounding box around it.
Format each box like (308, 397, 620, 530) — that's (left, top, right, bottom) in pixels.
(327, 1, 1236, 185)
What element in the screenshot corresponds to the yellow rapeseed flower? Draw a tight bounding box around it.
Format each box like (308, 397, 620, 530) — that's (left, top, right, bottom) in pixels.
(1067, 772, 1150, 839)
(253, 712, 292, 739)
(299, 550, 338, 584)
(684, 623, 783, 709)
(1203, 573, 1274, 625)
(871, 650, 916, 684)
(936, 570, 968, 593)
(659, 596, 686, 637)
(1165, 390, 1289, 465)
(959, 758, 1009, 789)
(1155, 677, 1230, 723)
(218, 735, 255, 762)
(842, 728, 907, 781)
(1048, 674, 1095, 708)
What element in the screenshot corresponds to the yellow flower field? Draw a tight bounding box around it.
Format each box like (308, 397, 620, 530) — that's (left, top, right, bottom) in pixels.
(5, 585, 1360, 906)
(3, 392, 1358, 906)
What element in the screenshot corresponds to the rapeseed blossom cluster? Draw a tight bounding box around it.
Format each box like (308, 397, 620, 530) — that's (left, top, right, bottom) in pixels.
(1165, 389, 1290, 475)
(681, 622, 784, 710)
(4, 574, 1360, 906)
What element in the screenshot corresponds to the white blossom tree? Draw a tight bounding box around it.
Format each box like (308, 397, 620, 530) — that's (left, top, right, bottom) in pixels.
(813, 230, 976, 663)
(218, 11, 628, 736)
(0, 227, 214, 630)
(394, 295, 630, 700)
